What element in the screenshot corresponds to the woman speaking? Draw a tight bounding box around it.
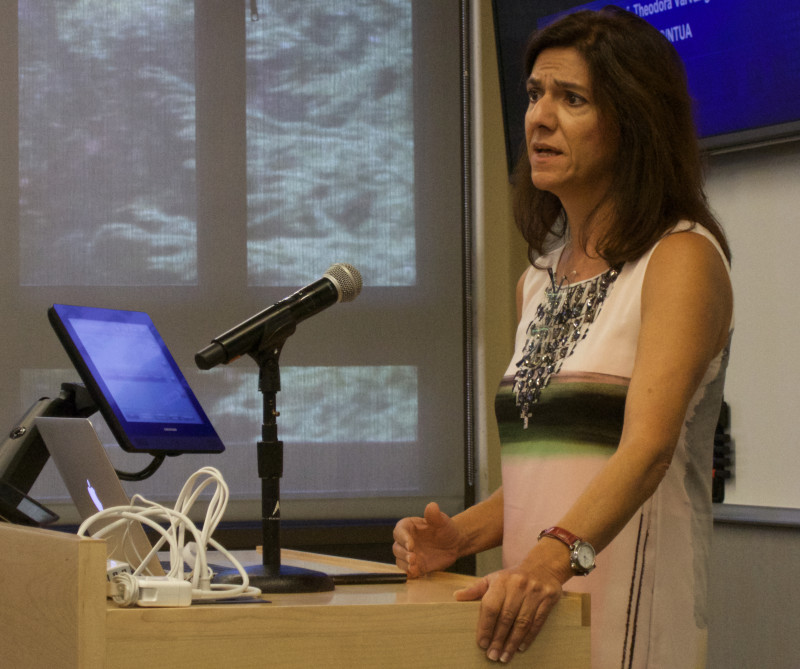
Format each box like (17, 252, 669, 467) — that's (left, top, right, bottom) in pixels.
(393, 7, 732, 667)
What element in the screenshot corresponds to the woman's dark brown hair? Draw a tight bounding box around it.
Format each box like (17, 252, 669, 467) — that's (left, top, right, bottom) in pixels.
(513, 6, 730, 264)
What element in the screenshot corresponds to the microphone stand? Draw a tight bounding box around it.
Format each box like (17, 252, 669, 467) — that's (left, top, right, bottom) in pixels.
(213, 319, 334, 593)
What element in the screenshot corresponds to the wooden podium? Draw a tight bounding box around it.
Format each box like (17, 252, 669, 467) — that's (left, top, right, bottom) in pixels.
(0, 523, 590, 668)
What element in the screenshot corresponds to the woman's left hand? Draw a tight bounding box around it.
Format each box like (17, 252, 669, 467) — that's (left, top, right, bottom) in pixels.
(454, 548, 569, 664)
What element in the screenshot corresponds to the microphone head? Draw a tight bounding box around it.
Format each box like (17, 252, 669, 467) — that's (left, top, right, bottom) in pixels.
(324, 263, 362, 302)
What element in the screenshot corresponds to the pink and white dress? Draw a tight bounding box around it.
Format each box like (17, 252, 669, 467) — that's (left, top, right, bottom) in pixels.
(496, 222, 732, 668)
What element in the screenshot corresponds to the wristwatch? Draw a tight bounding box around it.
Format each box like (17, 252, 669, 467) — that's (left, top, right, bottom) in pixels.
(538, 526, 596, 575)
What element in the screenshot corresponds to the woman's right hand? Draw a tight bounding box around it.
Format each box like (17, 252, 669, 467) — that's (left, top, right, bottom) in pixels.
(392, 501, 463, 578)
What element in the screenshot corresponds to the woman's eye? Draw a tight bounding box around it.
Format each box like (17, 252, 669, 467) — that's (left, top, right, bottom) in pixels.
(527, 89, 540, 104)
(566, 92, 586, 106)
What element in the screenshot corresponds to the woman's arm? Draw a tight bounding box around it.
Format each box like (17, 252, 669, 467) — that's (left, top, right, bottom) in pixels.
(393, 488, 505, 577)
(553, 231, 731, 551)
(393, 268, 532, 578)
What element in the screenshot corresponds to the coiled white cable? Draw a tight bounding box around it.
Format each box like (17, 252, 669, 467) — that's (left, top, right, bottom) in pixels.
(79, 466, 261, 605)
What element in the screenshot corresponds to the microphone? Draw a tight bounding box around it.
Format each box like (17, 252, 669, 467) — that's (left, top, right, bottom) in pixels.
(195, 263, 362, 370)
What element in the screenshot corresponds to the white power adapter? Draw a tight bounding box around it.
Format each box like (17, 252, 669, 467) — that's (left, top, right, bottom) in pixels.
(109, 572, 193, 607)
(134, 577, 193, 607)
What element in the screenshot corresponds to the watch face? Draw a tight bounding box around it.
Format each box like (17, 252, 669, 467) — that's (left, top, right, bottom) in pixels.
(574, 543, 596, 571)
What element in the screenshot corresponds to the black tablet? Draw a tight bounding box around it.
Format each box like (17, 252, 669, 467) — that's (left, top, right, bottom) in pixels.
(48, 304, 225, 455)
(0, 479, 59, 527)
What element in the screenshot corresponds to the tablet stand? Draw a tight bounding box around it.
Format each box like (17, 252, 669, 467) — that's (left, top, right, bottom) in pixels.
(213, 331, 334, 593)
(0, 383, 96, 496)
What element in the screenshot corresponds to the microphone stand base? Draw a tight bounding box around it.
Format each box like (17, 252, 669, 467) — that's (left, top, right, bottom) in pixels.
(213, 564, 335, 593)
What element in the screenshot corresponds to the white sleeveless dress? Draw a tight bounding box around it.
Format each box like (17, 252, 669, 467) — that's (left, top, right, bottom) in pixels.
(495, 222, 732, 668)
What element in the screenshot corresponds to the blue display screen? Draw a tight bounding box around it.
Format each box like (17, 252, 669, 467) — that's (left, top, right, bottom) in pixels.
(49, 304, 225, 454)
(494, 0, 800, 169)
(69, 318, 202, 425)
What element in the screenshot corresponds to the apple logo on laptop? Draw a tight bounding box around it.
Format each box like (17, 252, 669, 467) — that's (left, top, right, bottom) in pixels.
(86, 479, 104, 511)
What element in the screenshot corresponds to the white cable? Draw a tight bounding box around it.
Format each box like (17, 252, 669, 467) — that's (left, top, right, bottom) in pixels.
(79, 467, 261, 605)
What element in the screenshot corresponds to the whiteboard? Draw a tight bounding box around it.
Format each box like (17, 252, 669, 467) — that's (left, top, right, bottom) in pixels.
(705, 141, 800, 509)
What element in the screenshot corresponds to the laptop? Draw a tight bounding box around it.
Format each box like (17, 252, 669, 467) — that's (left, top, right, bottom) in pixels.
(36, 416, 165, 576)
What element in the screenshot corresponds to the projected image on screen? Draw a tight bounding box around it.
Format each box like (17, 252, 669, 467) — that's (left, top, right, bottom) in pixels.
(23, 364, 419, 502)
(198, 364, 420, 497)
(18, 1, 197, 286)
(12, 1, 460, 516)
(245, 1, 415, 287)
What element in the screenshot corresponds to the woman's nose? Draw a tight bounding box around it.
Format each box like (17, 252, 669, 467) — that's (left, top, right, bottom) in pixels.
(527, 94, 557, 129)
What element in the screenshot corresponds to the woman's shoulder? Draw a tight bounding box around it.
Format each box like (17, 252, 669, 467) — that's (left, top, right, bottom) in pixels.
(642, 230, 734, 354)
(623, 221, 729, 280)
(660, 221, 730, 269)
(642, 222, 731, 291)
(642, 226, 731, 321)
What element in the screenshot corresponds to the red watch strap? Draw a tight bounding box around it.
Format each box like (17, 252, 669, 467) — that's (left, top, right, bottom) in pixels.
(538, 526, 581, 548)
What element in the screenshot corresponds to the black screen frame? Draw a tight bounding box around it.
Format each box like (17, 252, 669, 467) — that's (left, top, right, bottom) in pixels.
(48, 304, 225, 456)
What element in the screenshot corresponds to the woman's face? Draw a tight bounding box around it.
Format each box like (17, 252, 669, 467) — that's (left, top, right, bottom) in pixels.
(524, 47, 617, 210)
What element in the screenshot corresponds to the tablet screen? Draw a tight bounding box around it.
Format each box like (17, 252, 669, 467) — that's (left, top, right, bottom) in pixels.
(48, 304, 225, 454)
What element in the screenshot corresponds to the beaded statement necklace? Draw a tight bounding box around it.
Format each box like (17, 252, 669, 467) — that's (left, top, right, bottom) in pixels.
(512, 264, 621, 427)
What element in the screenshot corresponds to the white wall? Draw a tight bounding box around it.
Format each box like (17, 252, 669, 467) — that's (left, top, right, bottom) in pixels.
(705, 141, 800, 509)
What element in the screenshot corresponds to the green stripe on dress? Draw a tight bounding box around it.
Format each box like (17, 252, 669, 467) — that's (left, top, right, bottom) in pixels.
(496, 379, 627, 457)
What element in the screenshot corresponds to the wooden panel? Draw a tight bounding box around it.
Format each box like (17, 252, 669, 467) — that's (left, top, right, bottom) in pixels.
(104, 594, 589, 668)
(102, 550, 590, 668)
(0, 524, 106, 668)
